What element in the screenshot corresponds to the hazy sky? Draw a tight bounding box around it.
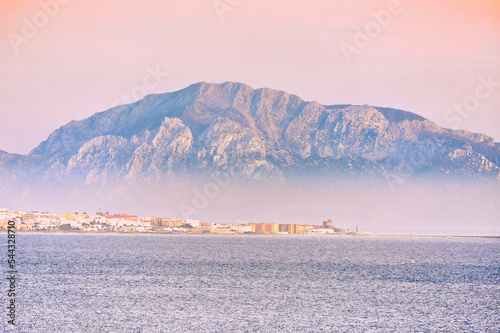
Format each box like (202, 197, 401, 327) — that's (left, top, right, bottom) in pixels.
(1, 0, 499, 154)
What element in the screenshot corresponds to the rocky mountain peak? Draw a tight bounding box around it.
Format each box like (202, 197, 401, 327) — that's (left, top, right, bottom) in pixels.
(1, 82, 499, 191)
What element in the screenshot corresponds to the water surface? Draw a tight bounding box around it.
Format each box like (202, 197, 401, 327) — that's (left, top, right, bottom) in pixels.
(2, 234, 499, 332)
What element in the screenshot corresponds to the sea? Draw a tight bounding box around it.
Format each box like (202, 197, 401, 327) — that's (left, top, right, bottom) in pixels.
(1, 234, 499, 332)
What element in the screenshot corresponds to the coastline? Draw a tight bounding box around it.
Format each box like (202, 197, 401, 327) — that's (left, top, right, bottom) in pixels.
(8, 230, 500, 239)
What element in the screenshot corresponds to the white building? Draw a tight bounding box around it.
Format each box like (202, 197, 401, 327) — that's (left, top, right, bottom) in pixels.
(235, 224, 252, 233)
(92, 215, 108, 223)
(308, 228, 335, 234)
(184, 219, 200, 228)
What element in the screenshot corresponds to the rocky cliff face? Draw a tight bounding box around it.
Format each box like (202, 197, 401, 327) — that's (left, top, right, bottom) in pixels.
(1, 81, 499, 191)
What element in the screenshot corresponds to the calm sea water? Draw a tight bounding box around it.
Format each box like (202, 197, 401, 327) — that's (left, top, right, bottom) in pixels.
(1, 234, 499, 332)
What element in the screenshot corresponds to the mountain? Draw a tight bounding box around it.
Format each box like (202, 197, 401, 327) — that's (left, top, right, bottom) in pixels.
(1, 82, 499, 191)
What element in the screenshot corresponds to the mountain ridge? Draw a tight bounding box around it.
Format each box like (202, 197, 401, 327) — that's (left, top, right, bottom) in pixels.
(1, 81, 499, 190)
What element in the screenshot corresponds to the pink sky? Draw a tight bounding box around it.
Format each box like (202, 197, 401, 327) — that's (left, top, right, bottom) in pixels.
(1, 0, 499, 154)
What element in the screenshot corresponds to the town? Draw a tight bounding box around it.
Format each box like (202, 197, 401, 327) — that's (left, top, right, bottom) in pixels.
(0, 208, 360, 235)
